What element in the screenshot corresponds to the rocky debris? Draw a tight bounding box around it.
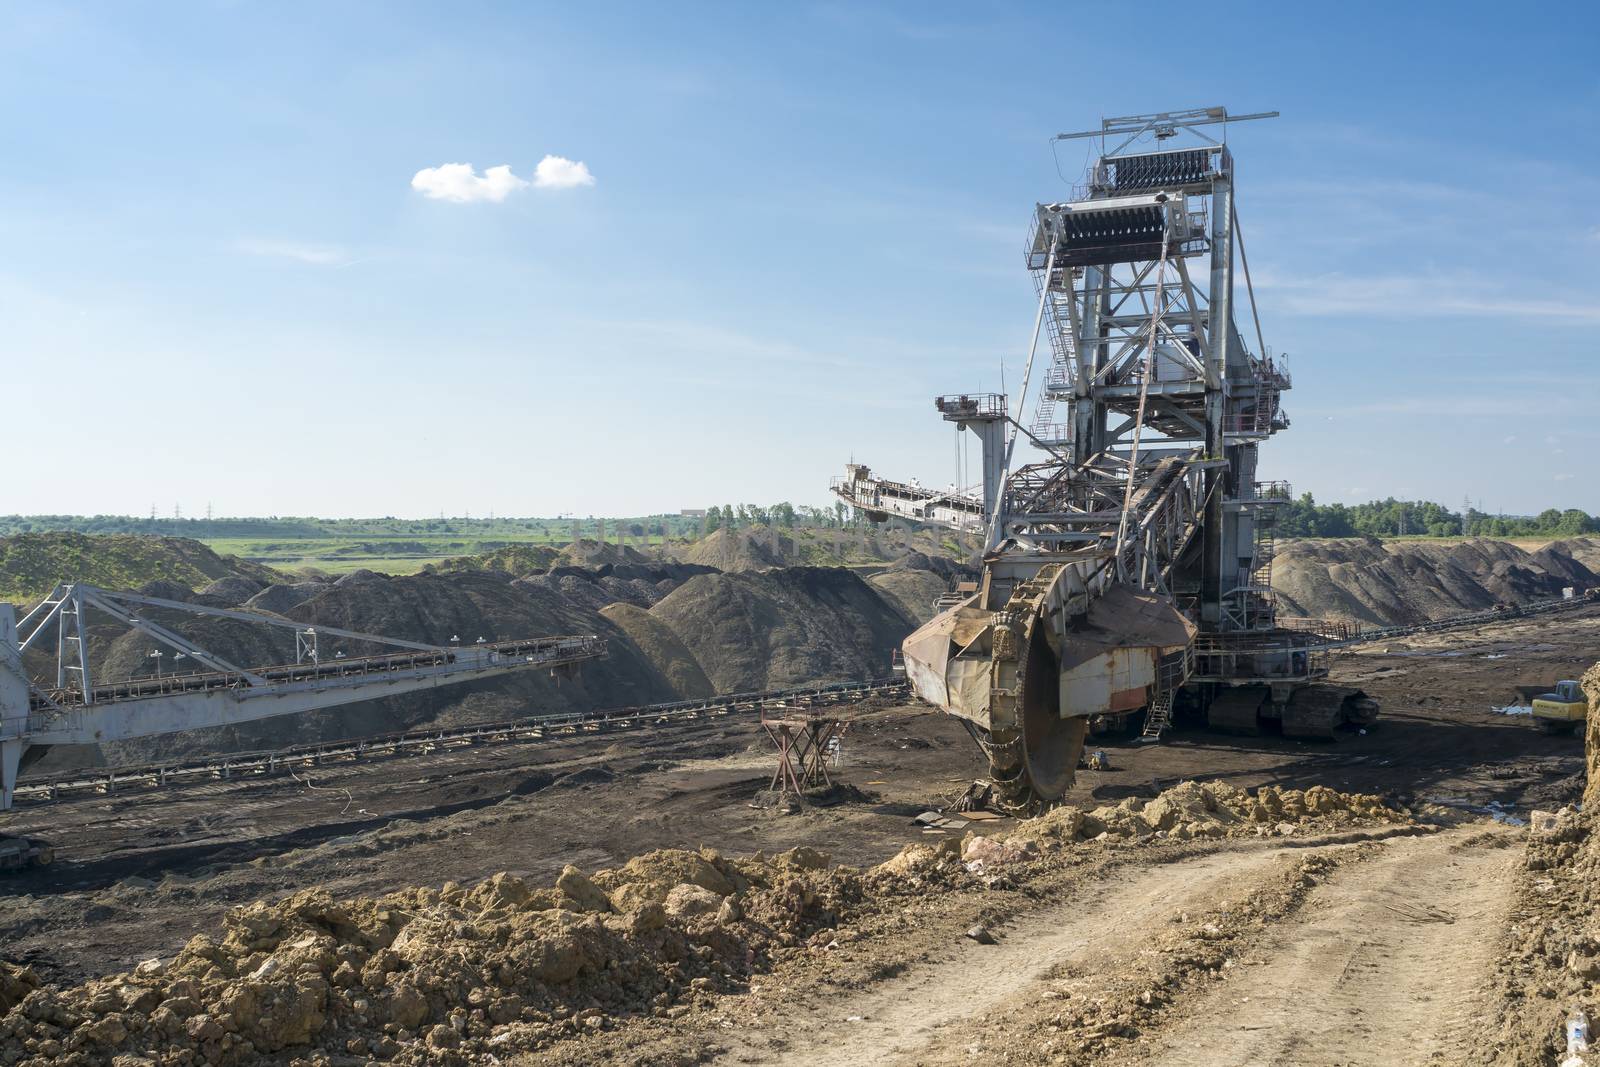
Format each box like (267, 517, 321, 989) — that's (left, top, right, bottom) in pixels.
(961, 836, 1038, 869)
(1009, 780, 1402, 850)
(1469, 658, 1600, 1067)
(0, 962, 40, 1014)
(965, 924, 997, 945)
(0, 843, 858, 1067)
(873, 838, 960, 878)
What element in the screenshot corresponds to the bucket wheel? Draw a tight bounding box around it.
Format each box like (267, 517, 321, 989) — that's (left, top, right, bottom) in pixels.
(981, 567, 1087, 811)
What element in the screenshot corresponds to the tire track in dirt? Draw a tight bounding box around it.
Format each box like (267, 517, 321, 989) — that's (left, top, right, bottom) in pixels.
(710, 838, 1383, 1067)
(1114, 827, 1517, 1067)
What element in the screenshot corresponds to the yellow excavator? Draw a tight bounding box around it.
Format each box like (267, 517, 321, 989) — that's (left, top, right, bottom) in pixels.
(1530, 680, 1587, 736)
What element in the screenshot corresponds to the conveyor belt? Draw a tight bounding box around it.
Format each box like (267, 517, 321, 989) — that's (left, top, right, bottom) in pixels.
(12, 678, 909, 807)
(1343, 593, 1598, 645)
(29, 635, 605, 713)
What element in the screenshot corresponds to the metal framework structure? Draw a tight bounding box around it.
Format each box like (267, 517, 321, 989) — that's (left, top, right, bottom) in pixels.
(836, 107, 1295, 636)
(0, 584, 606, 810)
(10, 677, 909, 808)
(832, 108, 1371, 800)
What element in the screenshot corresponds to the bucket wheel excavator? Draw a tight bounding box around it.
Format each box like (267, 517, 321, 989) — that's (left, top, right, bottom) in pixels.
(833, 107, 1376, 809)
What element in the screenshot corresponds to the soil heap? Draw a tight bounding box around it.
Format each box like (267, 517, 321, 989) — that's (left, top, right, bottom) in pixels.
(1272, 537, 1598, 626)
(0, 780, 1407, 1067)
(867, 551, 977, 626)
(647, 566, 909, 691)
(677, 527, 787, 572)
(0, 532, 281, 605)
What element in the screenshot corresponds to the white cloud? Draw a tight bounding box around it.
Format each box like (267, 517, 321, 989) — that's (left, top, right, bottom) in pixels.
(1254, 269, 1600, 325)
(410, 157, 595, 202)
(532, 155, 595, 189)
(1554, 473, 1575, 481)
(411, 163, 529, 203)
(1503, 435, 1518, 444)
(236, 239, 350, 266)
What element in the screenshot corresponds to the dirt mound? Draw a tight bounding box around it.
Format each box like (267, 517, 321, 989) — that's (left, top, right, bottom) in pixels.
(0, 532, 283, 605)
(556, 539, 653, 569)
(196, 576, 269, 607)
(0, 845, 856, 1066)
(1551, 536, 1600, 572)
(513, 561, 707, 616)
(679, 528, 786, 572)
(598, 603, 715, 699)
(137, 579, 198, 602)
(434, 544, 561, 578)
(242, 581, 330, 615)
(1273, 537, 1598, 626)
(1004, 779, 1402, 849)
(867, 552, 975, 626)
(647, 566, 910, 691)
(1531, 538, 1600, 588)
(0, 780, 1406, 1067)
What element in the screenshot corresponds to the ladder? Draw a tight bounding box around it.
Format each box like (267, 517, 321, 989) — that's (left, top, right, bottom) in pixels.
(1246, 518, 1278, 628)
(1250, 517, 1276, 589)
(1139, 690, 1173, 742)
(1028, 279, 1078, 444)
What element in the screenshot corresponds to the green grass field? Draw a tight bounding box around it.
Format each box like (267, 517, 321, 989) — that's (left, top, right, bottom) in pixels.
(200, 532, 676, 576)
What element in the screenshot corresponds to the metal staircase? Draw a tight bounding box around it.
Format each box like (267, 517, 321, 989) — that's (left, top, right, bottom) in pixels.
(1027, 257, 1078, 447)
(1139, 690, 1174, 741)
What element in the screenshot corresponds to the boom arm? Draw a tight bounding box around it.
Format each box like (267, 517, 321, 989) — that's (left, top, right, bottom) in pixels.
(0, 587, 605, 809)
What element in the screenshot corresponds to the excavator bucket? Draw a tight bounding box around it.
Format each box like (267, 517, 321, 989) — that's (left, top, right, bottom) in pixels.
(901, 574, 1193, 807)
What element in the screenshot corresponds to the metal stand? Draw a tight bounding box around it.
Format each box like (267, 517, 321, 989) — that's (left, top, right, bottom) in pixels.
(761, 706, 847, 795)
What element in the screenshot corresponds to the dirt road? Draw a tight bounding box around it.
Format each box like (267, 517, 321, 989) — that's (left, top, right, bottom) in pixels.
(1120, 828, 1517, 1067)
(688, 827, 1517, 1067)
(710, 845, 1310, 1067)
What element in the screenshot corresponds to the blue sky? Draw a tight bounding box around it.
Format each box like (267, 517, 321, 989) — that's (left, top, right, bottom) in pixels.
(5, 1, 1597, 518)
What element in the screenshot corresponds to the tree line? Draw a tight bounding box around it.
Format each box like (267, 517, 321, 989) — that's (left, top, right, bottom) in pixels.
(1275, 495, 1598, 539)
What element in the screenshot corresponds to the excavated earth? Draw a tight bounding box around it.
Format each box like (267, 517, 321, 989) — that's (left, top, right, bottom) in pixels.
(1273, 535, 1600, 626)
(1, 601, 1597, 1065)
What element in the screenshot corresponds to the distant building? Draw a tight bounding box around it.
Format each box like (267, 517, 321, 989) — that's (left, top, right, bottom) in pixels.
(679, 508, 707, 518)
